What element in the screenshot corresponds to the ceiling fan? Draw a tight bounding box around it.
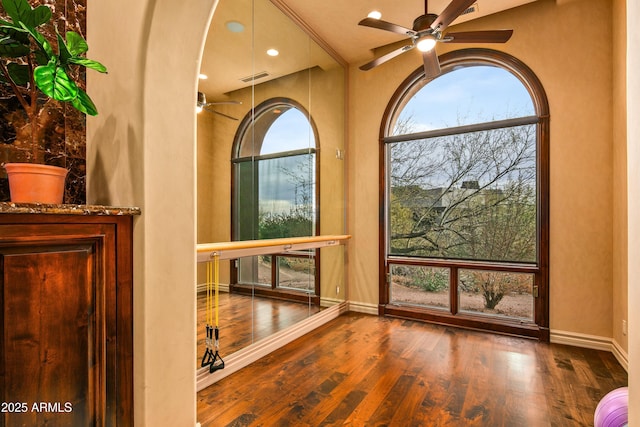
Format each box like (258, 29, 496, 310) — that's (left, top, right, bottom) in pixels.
(358, 0, 513, 78)
(197, 92, 242, 121)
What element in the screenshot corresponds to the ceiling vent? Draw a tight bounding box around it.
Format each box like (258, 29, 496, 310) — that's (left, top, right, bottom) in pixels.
(240, 71, 269, 83)
(461, 2, 479, 15)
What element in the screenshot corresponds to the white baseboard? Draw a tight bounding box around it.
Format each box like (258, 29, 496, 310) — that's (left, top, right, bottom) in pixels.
(611, 339, 629, 372)
(321, 296, 344, 307)
(550, 329, 612, 351)
(550, 329, 629, 372)
(347, 300, 378, 315)
(197, 301, 348, 391)
(197, 282, 230, 293)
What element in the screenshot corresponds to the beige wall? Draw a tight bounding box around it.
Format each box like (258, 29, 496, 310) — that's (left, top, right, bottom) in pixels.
(612, 0, 628, 355)
(348, 0, 616, 337)
(88, 0, 218, 425)
(627, 0, 639, 420)
(197, 107, 234, 285)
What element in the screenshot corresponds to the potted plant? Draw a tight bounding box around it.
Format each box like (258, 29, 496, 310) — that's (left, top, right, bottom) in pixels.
(0, 0, 106, 203)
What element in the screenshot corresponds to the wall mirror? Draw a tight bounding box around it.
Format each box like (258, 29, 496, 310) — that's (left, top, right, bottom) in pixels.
(196, 0, 346, 379)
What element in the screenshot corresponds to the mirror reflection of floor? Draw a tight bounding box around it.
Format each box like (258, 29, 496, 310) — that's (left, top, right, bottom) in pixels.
(197, 291, 322, 366)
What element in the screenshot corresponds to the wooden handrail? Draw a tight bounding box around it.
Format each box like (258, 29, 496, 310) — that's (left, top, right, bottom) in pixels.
(196, 235, 351, 262)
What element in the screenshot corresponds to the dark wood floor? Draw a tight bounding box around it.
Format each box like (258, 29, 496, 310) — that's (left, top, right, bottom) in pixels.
(197, 312, 627, 426)
(197, 291, 321, 366)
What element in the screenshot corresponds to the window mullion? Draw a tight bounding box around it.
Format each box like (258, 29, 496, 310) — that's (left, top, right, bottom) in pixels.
(383, 115, 539, 144)
(450, 266, 459, 315)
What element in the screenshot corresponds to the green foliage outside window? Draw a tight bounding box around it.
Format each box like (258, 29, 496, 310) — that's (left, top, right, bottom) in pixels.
(258, 207, 313, 239)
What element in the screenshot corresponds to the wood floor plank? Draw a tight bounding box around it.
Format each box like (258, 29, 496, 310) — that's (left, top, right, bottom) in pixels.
(263, 372, 353, 426)
(368, 374, 416, 424)
(197, 291, 320, 366)
(197, 312, 628, 426)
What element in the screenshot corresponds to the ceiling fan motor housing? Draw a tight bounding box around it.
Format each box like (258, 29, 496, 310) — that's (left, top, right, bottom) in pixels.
(413, 14, 438, 32)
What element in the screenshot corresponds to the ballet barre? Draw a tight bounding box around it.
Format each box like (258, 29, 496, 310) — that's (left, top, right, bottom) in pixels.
(196, 234, 351, 263)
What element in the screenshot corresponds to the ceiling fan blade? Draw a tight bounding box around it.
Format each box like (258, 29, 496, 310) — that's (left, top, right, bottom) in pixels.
(422, 48, 441, 79)
(358, 17, 416, 36)
(445, 30, 514, 43)
(360, 44, 415, 71)
(204, 100, 242, 106)
(430, 0, 476, 31)
(202, 107, 239, 121)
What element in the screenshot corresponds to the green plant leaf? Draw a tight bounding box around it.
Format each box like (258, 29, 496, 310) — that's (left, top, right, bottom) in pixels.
(1, 0, 31, 24)
(0, 22, 30, 44)
(6, 61, 28, 84)
(1, 0, 51, 28)
(0, 39, 29, 57)
(34, 61, 78, 102)
(57, 31, 71, 65)
(65, 31, 87, 56)
(33, 49, 48, 66)
(69, 57, 107, 73)
(71, 88, 98, 116)
(18, 21, 53, 58)
(29, 5, 51, 28)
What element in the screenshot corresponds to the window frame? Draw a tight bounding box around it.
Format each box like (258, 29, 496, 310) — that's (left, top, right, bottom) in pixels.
(230, 97, 321, 304)
(379, 49, 550, 340)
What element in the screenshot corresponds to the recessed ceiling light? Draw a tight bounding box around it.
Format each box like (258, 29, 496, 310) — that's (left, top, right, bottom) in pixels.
(198, 73, 208, 80)
(367, 10, 382, 19)
(266, 48, 279, 57)
(225, 21, 245, 33)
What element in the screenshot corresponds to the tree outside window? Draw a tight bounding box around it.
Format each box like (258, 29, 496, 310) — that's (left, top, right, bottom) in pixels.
(384, 57, 547, 327)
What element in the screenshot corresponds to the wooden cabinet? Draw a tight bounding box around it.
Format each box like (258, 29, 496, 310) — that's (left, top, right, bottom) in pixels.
(0, 209, 137, 427)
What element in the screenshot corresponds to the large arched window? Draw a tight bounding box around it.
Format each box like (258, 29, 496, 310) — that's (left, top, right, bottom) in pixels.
(231, 98, 319, 302)
(381, 49, 549, 340)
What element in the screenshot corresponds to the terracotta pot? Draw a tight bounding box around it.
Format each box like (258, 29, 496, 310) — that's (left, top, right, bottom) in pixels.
(3, 163, 68, 204)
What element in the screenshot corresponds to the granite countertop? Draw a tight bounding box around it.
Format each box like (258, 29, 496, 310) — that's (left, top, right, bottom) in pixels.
(0, 202, 141, 216)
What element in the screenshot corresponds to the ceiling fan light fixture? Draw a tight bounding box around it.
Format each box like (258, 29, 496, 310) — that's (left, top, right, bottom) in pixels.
(367, 10, 382, 20)
(416, 35, 437, 52)
(357, 0, 513, 76)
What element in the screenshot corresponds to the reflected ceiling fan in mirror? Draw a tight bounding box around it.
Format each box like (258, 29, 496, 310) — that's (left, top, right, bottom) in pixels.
(358, 0, 513, 78)
(197, 92, 242, 121)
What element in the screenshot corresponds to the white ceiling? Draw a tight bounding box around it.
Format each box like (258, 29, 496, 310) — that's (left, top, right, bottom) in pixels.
(198, 0, 536, 101)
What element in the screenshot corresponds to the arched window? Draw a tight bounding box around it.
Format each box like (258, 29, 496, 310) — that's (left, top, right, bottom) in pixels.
(381, 49, 549, 340)
(231, 98, 319, 301)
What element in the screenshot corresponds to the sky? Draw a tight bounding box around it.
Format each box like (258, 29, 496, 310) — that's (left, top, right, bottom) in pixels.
(261, 108, 315, 155)
(395, 65, 535, 133)
(390, 64, 538, 191)
(253, 65, 535, 212)
(258, 154, 315, 214)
